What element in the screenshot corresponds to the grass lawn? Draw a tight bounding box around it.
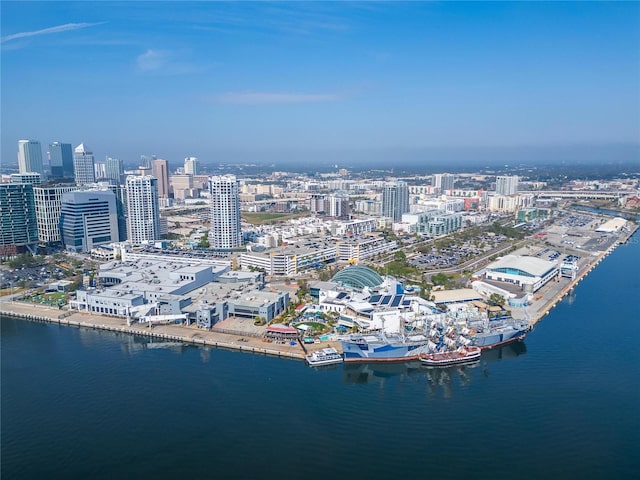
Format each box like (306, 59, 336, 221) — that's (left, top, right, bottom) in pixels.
(378, 261, 422, 279)
(295, 321, 331, 334)
(28, 291, 69, 306)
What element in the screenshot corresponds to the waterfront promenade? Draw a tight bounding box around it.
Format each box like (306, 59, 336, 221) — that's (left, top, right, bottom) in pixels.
(0, 299, 309, 360)
(1, 220, 635, 361)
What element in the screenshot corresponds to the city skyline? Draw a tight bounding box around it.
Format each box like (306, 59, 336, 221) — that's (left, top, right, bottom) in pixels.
(2, 2, 639, 168)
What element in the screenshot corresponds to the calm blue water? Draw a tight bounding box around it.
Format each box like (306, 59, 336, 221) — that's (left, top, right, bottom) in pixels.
(2, 232, 639, 480)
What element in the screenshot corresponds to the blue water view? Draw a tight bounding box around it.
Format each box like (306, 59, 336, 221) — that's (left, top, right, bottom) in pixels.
(2, 232, 639, 479)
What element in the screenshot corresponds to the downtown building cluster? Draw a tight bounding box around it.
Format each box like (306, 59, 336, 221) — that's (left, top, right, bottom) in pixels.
(0, 140, 242, 257)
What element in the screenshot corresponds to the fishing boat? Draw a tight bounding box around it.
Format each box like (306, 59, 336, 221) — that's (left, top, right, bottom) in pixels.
(419, 345, 481, 367)
(305, 347, 344, 366)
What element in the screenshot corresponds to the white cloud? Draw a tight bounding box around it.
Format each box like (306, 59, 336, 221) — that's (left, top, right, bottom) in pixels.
(136, 49, 169, 71)
(136, 49, 204, 75)
(212, 91, 342, 105)
(1, 22, 105, 44)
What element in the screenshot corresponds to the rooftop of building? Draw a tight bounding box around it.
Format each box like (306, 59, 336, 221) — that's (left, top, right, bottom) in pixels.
(431, 288, 483, 304)
(486, 254, 557, 277)
(331, 265, 384, 289)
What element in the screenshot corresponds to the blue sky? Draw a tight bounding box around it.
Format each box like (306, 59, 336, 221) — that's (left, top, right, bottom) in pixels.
(2, 1, 639, 169)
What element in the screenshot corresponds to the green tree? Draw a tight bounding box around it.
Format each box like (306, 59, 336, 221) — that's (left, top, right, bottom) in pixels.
(296, 279, 309, 298)
(488, 293, 506, 307)
(198, 232, 209, 248)
(394, 250, 407, 262)
(431, 273, 450, 287)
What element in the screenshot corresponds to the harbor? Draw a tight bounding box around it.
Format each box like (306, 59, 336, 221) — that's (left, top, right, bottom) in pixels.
(1, 214, 635, 364)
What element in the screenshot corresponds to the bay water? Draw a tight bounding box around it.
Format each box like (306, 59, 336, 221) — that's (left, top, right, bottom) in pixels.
(2, 232, 639, 479)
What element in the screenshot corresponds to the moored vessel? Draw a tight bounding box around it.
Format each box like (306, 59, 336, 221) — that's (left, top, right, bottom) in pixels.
(305, 347, 344, 366)
(340, 333, 428, 363)
(468, 317, 531, 350)
(419, 345, 481, 367)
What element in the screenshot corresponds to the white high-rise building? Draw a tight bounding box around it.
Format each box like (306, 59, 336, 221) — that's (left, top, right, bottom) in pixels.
(382, 181, 409, 222)
(34, 185, 79, 244)
(209, 175, 241, 249)
(17, 140, 44, 176)
(496, 175, 518, 195)
(432, 173, 455, 193)
(73, 143, 96, 185)
(125, 175, 160, 245)
(184, 157, 199, 175)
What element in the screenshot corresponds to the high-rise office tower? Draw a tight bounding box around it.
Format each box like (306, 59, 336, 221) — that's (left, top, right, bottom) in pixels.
(184, 157, 199, 175)
(17, 140, 44, 176)
(0, 183, 38, 255)
(73, 143, 96, 185)
(34, 185, 78, 245)
(432, 173, 455, 193)
(382, 181, 409, 222)
(140, 154, 156, 170)
(125, 175, 160, 244)
(107, 184, 128, 242)
(152, 159, 170, 198)
(104, 157, 124, 184)
(209, 175, 241, 249)
(59, 189, 119, 252)
(49, 142, 74, 179)
(496, 175, 518, 195)
(94, 161, 106, 180)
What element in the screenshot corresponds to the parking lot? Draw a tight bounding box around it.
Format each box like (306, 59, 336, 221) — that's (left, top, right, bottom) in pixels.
(408, 233, 513, 269)
(0, 263, 70, 290)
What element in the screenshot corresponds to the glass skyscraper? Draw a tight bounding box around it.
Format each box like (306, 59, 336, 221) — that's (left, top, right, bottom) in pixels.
(17, 140, 44, 176)
(382, 181, 409, 222)
(0, 183, 38, 255)
(49, 142, 74, 179)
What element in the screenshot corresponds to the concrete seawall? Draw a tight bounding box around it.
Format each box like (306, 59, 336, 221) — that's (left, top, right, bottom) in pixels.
(0, 305, 306, 361)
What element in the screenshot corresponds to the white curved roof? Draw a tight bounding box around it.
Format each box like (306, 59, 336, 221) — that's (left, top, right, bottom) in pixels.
(487, 254, 556, 277)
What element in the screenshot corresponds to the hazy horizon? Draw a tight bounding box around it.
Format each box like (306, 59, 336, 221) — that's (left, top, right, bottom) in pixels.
(2, 2, 639, 168)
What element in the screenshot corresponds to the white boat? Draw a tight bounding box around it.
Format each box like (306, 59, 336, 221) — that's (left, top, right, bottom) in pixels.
(419, 346, 481, 367)
(306, 347, 344, 366)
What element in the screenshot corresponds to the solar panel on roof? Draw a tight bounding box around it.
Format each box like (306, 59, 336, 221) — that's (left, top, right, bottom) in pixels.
(402, 300, 411, 306)
(391, 296, 402, 307)
(370, 295, 382, 303)
(336, 292, 347, 300)
(381, 295, 392, 305)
